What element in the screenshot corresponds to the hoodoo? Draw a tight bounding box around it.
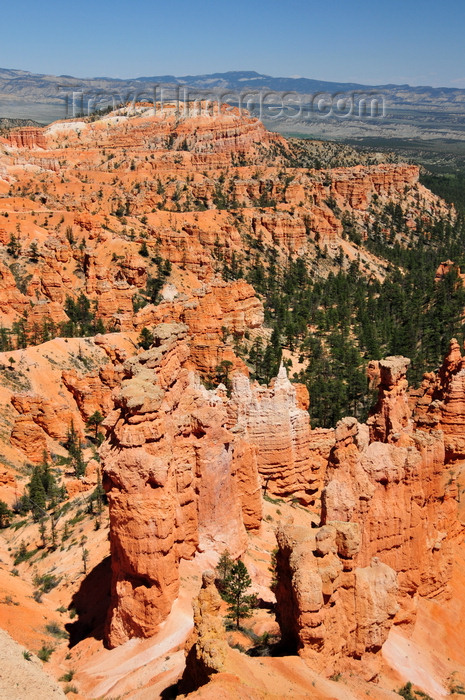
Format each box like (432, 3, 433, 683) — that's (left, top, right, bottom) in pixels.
(0, 102, 464, 700)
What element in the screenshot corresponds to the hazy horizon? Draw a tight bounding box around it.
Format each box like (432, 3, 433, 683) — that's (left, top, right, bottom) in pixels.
(2, 65, 465, 93)
(1, 0, 464, 89)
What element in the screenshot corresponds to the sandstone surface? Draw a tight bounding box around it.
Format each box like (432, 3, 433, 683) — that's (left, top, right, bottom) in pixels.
(183, 569, 230, 688)
(275, 522, 398, 680)
(101, 327, 315, 646)
(0, 104, 463, 700)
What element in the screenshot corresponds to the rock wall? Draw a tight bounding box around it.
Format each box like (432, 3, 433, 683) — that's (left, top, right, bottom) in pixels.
(367, 355, 413, 443)
(101, 325, 316, 646)
(274, 348, 462, 676)
(275, 522, 398, 680)
(321, 417, 455, 607)
(7, 127, 46, 149)
(320, 353, 460, 613)
(227, 367, 322, 505)
(101, 324, 253, 646)
(412, 338, 465, 461)
(183, 570, 230, 690)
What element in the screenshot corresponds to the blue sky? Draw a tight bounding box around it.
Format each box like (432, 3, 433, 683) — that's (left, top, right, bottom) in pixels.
(1, 0, 464, 88)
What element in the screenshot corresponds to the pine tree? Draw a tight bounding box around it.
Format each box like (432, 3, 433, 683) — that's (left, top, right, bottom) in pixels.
(223, 560, 256, 629)
(74, 440, 86, 478)
(39, 451, 55, 497)
(28, 467, 46, 521)
(214, 360, 233, 391)
(215, 549, 233, 588)
(86, 411, 104, 439)
(0, 327, 11, 352)
(138, 327, 153, 350)
(7, 233, 21, 258)
(269, 548, 278, 593)
(66, 422, 86, 477)
(81, 546, 89, 574)
(28, 241, 39, 262)
(139, 241, 149, 257)
(95, 468, 105, 515)
(0, 500, 11, 528)
(38, 518, 47, 548)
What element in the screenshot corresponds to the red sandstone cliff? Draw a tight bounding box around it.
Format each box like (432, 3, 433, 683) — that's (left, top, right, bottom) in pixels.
(227, 367, 322, 505)
(0, 105, 463, 699)
(412, 338, 465, 461)
(101, 323, 253, 646)
(7, 127, 47, 149)
(367, 356, 413, 443)
(321, 357, 459, 611)
(275, 522, 398, 680)
(101, 325, 315, 646)
(270, 353, 462, 682)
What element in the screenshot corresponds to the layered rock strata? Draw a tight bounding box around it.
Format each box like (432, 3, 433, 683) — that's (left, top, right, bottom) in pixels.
(275, 522, 398, 680)
(274, 349, 461, 676)
(0, 104, 450, 335)
(412, 338, 465, 461)
(321, 417, 455, 605)
(101, 324, 317, 646)
(321, 354, 459, 612)
(367, 355, 412, 443)
(227, 367, 322, 505)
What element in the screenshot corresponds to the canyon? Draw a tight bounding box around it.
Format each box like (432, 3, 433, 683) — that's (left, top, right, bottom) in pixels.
(0, 104, 463, 700)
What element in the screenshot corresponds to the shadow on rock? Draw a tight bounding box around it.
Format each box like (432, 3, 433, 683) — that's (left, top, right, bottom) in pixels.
(66, 555, 112, 647)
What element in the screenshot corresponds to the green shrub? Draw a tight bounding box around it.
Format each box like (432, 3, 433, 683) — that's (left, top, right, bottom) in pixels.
(397, 682, 433, 700)
(0, 499, 11, 527)
(33, 572, 60, 593)
(45, 621, 68, 639)
(37, 643, 54, 662)
(14, 541, 36, 565)
(59, 670, 75, 682)
(2, 595, 18, 606)
(263, 493, 283, 505)
(12, 519, 28, 531)
(449, 683, 465, 695)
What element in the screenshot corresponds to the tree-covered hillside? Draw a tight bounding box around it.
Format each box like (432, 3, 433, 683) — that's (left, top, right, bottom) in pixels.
(231, 163, 465, 428)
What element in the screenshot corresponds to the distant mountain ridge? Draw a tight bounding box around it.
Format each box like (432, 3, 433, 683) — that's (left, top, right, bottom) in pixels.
(0, 117, 41, 130)
(135, 70, 374, 92)
(135, 69, 465, 101)
(1, 67, 465, 106)
(2, 67, 465, 142)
